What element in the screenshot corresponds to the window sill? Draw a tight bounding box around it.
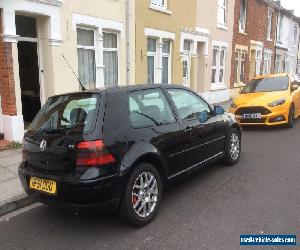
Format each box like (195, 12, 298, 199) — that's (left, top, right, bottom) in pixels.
(149, 5, 172, 15)
(233, 83, 246, 88)
(210, 83, 227, 91)
(267, 38, 272, 42)
(239, 30, 248, 36)
(217, 24, 229, 31)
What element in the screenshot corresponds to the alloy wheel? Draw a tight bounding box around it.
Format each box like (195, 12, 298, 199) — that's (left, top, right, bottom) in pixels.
(229, 133, 240, 161)
(131, 172, 158, 218)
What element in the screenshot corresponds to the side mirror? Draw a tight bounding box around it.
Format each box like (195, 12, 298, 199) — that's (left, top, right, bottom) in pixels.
(214, 106, 225, 115)
(291, 84, 299, 91)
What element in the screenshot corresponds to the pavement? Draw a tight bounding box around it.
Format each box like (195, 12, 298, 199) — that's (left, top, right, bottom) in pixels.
(0, 149, 34, 216)
(0, 110, 300, 249)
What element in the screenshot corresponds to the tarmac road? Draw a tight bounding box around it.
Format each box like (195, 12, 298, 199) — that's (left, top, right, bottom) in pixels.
(0, 121, 300, 250)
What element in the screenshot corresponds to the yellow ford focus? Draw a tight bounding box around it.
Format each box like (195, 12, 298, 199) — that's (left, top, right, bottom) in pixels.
(229, 73, 300, 128)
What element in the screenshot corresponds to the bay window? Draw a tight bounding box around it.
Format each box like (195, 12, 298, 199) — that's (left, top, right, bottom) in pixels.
(77, 28, 96, 89)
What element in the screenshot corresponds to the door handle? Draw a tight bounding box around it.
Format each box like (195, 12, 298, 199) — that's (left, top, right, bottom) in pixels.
(184, 126, 193, 133)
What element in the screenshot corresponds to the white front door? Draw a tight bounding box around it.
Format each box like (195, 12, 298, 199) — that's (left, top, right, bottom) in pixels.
(182, 54, 191, 87)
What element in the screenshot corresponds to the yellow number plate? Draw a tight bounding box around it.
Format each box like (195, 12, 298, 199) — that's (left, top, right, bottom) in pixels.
(29, 177, 57, 195)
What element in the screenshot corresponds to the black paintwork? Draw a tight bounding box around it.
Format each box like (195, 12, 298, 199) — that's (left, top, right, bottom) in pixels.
(19, 84, 241, 212)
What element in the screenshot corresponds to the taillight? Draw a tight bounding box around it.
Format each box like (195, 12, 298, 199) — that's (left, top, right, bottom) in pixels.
(76, 140, 116, 167)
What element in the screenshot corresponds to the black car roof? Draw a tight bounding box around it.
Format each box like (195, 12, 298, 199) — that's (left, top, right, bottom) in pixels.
(52, 84, 189, 97)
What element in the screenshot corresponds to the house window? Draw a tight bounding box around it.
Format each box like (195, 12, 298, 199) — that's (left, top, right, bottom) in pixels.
(151, 0, 167, 9)
(211, 46, 226, 85)
(234, 49, 246, 84)
(263, 50, 272, 75)
(277, 15, 283, 43)
(77, 28, 96, 89)
(275, 55, 287, 73)
(183, 40, 191, 52)
(267, 9, 272, 40)
(251, 49, 262, 77)
(239, 0, 247, 32)
(217, 0, 227, 25)
(182, 40, 192, 87)
(103, 32, 118, 87)
(183, 60, 188, 78)
(147, 38, 157, 84)
(162, 40, 171, 84)
(293, 25, 298, 47)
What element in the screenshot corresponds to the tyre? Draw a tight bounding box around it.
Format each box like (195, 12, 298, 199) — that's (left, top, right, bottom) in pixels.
(287, 105, 295, 128)
(119, 163, 162, 227)
(223, 128, 241, 166)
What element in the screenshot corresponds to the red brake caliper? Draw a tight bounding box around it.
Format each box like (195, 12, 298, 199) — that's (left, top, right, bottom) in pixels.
(132, 195, 138, 205)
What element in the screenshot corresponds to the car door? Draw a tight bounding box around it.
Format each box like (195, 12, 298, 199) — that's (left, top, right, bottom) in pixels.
(127, 87, 187, 178)
(165, 88, 227, 176)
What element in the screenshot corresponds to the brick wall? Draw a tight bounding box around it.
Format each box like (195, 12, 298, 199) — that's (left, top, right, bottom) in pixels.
(0, 12, 17, 116)
(230, 0, 279, 88)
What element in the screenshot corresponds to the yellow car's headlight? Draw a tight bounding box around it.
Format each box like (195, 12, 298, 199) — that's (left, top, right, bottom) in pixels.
(230, 103, 238, 109)
(268, 98, 286, 107)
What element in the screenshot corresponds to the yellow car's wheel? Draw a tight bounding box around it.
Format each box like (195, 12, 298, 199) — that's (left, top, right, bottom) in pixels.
(287, 105, 295, 128)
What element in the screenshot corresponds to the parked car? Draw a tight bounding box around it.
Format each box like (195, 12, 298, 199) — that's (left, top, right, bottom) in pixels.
(19, 84, 241, 226)
(229, 73, 300, 127)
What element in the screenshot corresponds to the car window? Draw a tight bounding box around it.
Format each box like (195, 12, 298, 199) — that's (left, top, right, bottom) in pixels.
(129, 88, 175, 128)
(28, 94, 99, 134)
(241, 76, 289, 93)
(167, 89, 211, 120)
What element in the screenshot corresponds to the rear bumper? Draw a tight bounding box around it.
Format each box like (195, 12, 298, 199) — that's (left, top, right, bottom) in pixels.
(18, 162, 124, 213)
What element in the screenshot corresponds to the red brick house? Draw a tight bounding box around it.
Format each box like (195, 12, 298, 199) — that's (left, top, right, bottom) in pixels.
(230, 0, 281, 90)
(0, 12, 18, 141)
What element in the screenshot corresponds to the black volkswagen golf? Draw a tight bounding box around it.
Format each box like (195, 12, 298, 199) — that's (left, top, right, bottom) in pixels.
(19, 84, 241, 226)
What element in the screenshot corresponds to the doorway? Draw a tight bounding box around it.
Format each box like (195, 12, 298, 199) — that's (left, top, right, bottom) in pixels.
(16, 15, 41, 125)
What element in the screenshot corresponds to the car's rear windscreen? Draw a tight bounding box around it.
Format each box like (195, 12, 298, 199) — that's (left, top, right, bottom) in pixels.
(28, 93, 100, 135)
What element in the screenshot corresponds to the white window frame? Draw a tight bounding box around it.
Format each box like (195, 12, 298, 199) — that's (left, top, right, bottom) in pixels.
(267, 9, 273, 40)
(211, 45, 227, 86)
(103, 31, 120, 87)
(162, 40, 172, 84)
(293, 25, 298, 47)
(254, 49, 263, 76)
(72, 13, 124, 88)
(182, 40, 192, 87)
(263, 50, 272, 75)
(277, 15, 283, 43)
(147, 37, 158, 84)
(145, 28, 175, 84)
(234, 49, 247, 85)
(239, 0, 247, 33)
(149, 0, 172, 14)
(76, 27, 97, 89)
(151, 0, 167, 8)
(217, 0, 227, 26)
